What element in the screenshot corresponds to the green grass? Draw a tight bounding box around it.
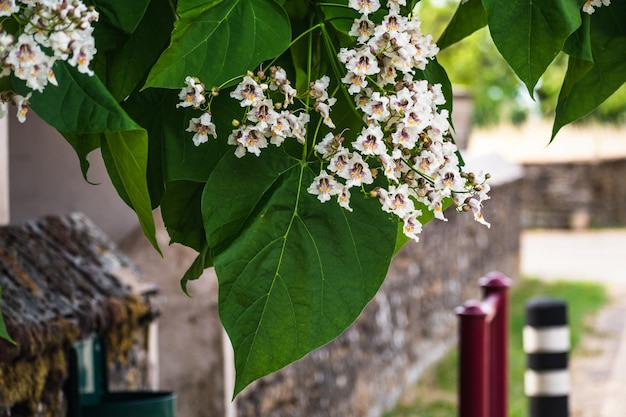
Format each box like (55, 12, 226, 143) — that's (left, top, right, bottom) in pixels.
(384, 277, 608, 417)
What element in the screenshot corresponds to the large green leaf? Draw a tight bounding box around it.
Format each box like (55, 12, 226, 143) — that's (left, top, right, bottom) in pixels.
(179, 244, 212, 297)
(105, 0, 176, 101)
(102, 131, 160, 254)
(124, 88, 234, 183)
(482, 0, 582, 93)
(552, 2, 626, 138)
(202, 148, 397, 395)
(144, 0, 291, 90)
(0, 285, 15, 345)
(437, 0, 487, 50)
(87, 0, 151, 34)
(63, 133, 101, 183)
(563, 13, 593, 63)
(161, 180, 207, 252)
(16, 63, 160, 253)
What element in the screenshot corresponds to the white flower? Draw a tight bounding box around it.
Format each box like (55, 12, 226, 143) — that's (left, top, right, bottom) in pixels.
(286, 112, 309, 144)
(67, 30, 97, 75)
(348, 0, 381, 15)
(13, 93, 31, 123)
(310, 76, 331, 102)
(341, 71, 368, 94)
(186, 112, 217, 146)
(468, 198, 490, 228)
(269, 112, 291, 146)
(349, 16, 375, 44)
(177, 76, 205, 108)
(391, 123, 418, 149)
(337, 186, 353, 212)
(583, 0, 610, 14)
(361, 91, 390, 121)
(307, 170, 339, 203)
(402, 212, 423, 241)
(379, 152, 401, 182)
(231, 76, 265, 107)
(347, 49, 379, 76)
(434, 166, 461, 196)
(227, 128, 247, 158)
(315, 98, 336, 129)
(328, 148, 351, 173)
(387, 0, 407, 13)
(0, 0, 19, 17)
(353, 124, 385, 156)
(339, 153, 373, 188)
(314, 132, 338, 158)
(384, 184, 415, 218)
(247, 99, 278, 131)
(239, 126, 268, 156)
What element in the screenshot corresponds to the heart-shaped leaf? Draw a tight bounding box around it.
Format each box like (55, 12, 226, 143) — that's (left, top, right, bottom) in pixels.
(482, 0, 582, 93)
(553, 1, 626, 139)
(144, 0, 291, 90)
(202, 148, 397, 395)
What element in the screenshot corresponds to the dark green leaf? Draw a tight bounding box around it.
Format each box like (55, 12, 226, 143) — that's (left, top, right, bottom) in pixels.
(482, 0, 582, 93)
(16, 63, 160, 253)
(63, 133, 101, 183)
(437, 0, 487, 50)
(87, 0, 151, 34)
(179, 244, 212, 297)
(203, 148, 397, 395)
(144, 0, 291, 89)
(161, 180, 207, 252)
(105, 0, 176, 101)
(0, 285, 15, 345)
(552, 2, 626, 138)
(102, 131, 161, 254)
(563, 13, 593, 62)
(125, 88, 234, 183)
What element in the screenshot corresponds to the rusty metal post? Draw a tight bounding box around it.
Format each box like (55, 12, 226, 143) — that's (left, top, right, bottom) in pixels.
(456, 300, 489, 417)
(481, 272, 512, 417)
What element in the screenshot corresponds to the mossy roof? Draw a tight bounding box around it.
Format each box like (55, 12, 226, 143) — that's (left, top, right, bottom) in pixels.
(0, 213, 158, 364)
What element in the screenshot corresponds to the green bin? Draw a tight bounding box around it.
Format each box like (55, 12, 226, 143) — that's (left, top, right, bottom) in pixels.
(69, 337, 176, 417)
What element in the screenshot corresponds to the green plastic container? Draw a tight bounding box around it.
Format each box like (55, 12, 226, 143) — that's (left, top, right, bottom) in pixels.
(81, 392, 176, 417)
(70, 337, 176, 417)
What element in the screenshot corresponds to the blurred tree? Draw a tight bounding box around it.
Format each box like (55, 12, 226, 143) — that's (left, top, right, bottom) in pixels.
(417, 0, 626, 127)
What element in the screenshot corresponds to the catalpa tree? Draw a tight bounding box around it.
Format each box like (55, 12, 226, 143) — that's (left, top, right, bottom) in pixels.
(0, 0, 622, 396)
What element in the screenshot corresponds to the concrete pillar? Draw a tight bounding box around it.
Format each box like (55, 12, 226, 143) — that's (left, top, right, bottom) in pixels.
(0, 108, 8, 225)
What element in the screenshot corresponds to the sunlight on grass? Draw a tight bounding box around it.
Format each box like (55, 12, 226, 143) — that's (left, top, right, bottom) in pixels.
(384, 277, 608, 417)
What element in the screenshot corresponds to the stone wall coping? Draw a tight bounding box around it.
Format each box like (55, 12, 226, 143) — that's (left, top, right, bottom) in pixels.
(462, 151, 525, 186)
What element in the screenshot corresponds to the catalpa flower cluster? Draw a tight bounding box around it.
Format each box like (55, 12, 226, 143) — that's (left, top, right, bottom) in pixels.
(0, 0, 98, 121)
(306, 0, 490, 241)
(178, 0, 490, 242)
(178, 67, 334, 158)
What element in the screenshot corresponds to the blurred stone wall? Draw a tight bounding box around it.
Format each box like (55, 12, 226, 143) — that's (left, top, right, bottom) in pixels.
(235, 156, 523, 417)
(521, 158, 626, 229)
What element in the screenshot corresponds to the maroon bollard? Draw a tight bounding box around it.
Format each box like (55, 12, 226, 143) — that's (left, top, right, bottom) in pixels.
(456, 272, 512, 417)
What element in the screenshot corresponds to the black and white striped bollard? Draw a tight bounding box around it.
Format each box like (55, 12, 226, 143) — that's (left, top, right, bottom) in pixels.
(523, 297, 569, 417)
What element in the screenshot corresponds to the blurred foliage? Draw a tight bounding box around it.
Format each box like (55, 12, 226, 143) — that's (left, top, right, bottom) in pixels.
(417, 0, 626, 127)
